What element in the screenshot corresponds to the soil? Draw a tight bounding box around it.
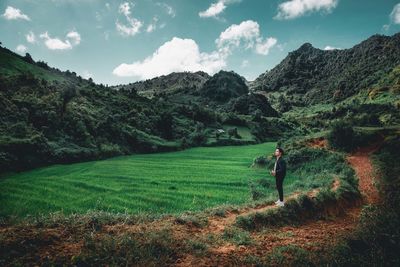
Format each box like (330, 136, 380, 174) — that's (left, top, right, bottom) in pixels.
(307, 137, 328, 149)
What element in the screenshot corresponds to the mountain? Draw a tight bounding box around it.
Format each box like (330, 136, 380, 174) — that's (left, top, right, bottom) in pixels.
(228, 93, 279, 117)
(199, 70, 249, 102)
(113, 71, 210, 97)
(251, 33, 400, 105)
(124, 69, 279, 117)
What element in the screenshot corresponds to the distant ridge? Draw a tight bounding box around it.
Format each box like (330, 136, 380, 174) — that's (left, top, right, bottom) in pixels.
(251, 32, 400, 104)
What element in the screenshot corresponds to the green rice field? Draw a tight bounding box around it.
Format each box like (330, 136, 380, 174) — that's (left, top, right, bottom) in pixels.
(0, 142, 299, 217)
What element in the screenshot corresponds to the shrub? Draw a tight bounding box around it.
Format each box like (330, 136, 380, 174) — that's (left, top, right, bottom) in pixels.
(252, 156, 269, 167)
(188, 130, 207, 146)
(249, 181, 266, 201)
(222, 226, 254, 245)
(327, 120, 355, 152)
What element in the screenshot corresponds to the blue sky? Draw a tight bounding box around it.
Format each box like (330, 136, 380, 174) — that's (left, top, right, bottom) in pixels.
(1, 0, 400, 85)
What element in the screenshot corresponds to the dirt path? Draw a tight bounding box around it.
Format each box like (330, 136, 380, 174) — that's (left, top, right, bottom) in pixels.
(346, 142, 381, 205)
(173, 142, 381, 266)
(198, 188, 320, 236)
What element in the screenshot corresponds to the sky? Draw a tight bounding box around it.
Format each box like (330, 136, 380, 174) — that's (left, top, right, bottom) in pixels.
(1, 0, 400, 85)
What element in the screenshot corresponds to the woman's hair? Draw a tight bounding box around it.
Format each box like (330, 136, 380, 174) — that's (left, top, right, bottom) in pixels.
(276, 147, 284, 155)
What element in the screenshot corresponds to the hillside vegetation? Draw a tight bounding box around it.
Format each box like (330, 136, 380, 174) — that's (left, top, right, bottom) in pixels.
(0, 47, 287, 173)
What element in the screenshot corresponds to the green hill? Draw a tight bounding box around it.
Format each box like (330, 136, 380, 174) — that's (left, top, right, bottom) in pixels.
(0, 46, 282, 173)
(114, 71, 210, 98)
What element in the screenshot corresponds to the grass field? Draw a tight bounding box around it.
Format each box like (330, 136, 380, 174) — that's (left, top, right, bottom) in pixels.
(0, 142, 305, 218)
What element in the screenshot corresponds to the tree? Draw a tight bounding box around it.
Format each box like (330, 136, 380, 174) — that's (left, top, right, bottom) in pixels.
(228, 127, 241, 139)
(156, 112, 174, 140)
(278, 95, 290, 112)
(61, 87, 76, 115)
(327, 120, 355, 152)
(23, 53, 34, 64)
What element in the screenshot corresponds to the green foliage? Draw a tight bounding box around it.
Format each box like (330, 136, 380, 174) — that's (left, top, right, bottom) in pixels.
(252, 155, 268, 168)
(327, 120, 384, 152)
(265, 244, 313, 266)
(327, 120, 356, 152)
(188, 129, 208, 146)
(200, 70, 248, 102)
(185, 239, 208, 256)
(222, 226, 254, 245)
(229, 93, 279, 117)
(175, 214, 208, 228)
(227, 127, 241, 139)
(249, 181, 267, 201)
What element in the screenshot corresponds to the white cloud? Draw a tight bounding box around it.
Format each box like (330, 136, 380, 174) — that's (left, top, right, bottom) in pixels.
(199, 1, 226, 18)
(66, 31, 81, 45)
(390, 3, 400, 24)
(146, 17, 158, 33)
(199, 0, 240, 19)
(255, 37, 277, 55)
(105, 3, 111, 10)
(40, 31, 81, 50)
(15, 44, 27, 54)
(324, 45, 340, 50)
(2, 6, 30, 21)
(116, 18, 142, 36)
(119, 2, 131, 16)
(216, 20, 277, 56)
(241, 60, 249, 68)
(156, 2, 175, 17)
(217, 20, 260, 51)
(275, 0, 338, 20)
(26, 31, 36, 43)
(40, 32, 72, 50)
(116, 2, 143, 36)
(113, 20, 275, 80)
(113, 37, 226, 79)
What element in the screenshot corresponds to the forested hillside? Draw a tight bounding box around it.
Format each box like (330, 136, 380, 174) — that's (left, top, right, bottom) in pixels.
(0, 46, 287, 173)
